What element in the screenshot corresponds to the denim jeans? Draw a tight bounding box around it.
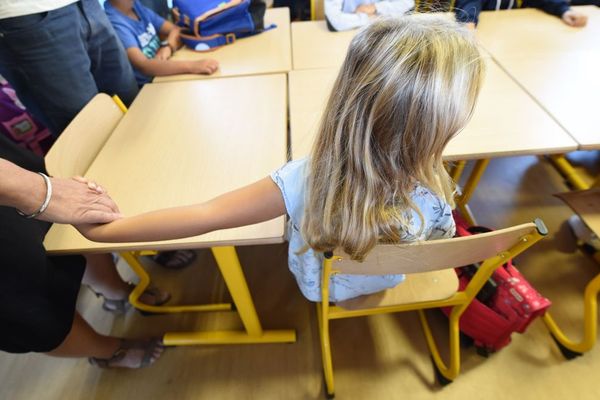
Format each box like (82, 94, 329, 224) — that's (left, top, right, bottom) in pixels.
(0, 0, 138, 136)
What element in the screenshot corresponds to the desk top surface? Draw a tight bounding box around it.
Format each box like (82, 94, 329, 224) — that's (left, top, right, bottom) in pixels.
(45, 74, 288, 254)
(476, 7, 600, 150)
(289, 60, 577, 161)
(154, 8, 291, 83)
(476, 6, 600, 58)
(496, 51, 600, 150)
(290, 13, 457, 70)
(291, 19, 356, 70)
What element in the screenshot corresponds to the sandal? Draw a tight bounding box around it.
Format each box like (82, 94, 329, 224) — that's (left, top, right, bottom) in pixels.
(89, 284, 171, 315)
(88, 338, 164, 369)
(151, 250, 197, 270)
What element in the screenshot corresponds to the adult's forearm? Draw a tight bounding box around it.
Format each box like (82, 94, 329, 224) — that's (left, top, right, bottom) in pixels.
(0, 158, 45, 213)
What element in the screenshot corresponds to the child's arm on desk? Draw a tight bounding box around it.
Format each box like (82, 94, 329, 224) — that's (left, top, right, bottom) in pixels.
(77, 177, 285, 243)
(529, 0, 588, 27)
(127, 47, 219, 77)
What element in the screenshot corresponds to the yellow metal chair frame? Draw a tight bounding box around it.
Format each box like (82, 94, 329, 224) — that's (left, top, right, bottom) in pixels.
(542, 189, 600, 358)
(543, 271, 600, 358)
(316, 220, 547, 397)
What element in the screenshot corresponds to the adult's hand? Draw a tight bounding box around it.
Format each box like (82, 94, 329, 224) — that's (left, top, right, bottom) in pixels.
(0, 158, 122, 224)
(37, 176, 123, 224)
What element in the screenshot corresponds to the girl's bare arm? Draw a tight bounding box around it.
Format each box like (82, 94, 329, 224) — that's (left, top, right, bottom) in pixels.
(77, 177, 285, 243)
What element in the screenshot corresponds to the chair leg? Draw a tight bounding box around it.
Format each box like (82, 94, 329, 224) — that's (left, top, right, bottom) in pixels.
(418, 309, 460, 385)
(120, 251, 232, 314)
(316, 302, 335, 398)
(543, 271, 600, 357)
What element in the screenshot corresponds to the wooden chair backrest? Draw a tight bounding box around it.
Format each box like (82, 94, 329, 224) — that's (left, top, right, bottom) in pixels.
(332, 222, 539, 275)
(45, 94, 123, 177)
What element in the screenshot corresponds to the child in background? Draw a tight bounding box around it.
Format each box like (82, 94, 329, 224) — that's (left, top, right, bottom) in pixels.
(76, 15, 485, 302)
(454, 0, 588, 28)
(325, 0, 414, 31)
(105, 0, 219, 85)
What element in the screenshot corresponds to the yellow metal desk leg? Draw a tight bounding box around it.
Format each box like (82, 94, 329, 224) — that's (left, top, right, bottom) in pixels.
(211, 246, 263, 336)
(543, 272, 600, 357)
(549, 154, 590, 191)
(163, 246, 296, 346)
(456, 159, 489, 226)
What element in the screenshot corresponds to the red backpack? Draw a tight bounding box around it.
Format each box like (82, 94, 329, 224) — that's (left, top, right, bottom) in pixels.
(442, 213, 552, 356)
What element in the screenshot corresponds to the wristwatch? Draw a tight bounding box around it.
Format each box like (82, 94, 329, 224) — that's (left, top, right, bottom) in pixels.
(160, 40, 174, 53)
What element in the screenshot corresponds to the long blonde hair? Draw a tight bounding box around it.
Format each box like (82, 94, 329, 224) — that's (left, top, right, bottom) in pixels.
(302, 14, 485, 261)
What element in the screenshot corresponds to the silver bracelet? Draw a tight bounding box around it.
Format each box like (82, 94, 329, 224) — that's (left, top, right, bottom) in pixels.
(16, 172, 53, 219)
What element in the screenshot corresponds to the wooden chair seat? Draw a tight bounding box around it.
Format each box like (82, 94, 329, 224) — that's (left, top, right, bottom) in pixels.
(337, 269, 459, 310)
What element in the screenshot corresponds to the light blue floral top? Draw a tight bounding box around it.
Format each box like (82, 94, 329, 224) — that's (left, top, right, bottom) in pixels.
(270, 158, 455, 302)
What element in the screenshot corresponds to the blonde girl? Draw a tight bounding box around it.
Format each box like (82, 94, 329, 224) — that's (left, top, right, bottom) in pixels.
(78, 14, 486, 302)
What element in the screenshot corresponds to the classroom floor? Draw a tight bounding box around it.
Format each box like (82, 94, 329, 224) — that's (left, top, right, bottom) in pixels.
(1, 153, 599, 400)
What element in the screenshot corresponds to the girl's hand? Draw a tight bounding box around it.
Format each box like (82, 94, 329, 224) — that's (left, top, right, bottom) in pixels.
(561, 10, 588, 27)
(355, 4, 377, 15)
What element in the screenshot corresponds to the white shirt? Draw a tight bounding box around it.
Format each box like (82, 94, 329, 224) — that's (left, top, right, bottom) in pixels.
(0, 0, 78, 19)
(325, 0, 414, 32)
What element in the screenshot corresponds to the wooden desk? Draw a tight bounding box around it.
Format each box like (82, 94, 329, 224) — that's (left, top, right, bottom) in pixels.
(154, 8, 291, 83)
(495, 52, 600, 151)
(476, 6, 600, 58)
(291, 20, 355, 70)
(45, 74, 295, 346)
(476, 7, 600, 189)
(289, 61, 577, 161)
(476, 7, 600, 151)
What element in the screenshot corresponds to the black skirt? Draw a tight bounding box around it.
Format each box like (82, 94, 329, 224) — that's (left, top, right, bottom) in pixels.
(0, 135, 85, 353)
